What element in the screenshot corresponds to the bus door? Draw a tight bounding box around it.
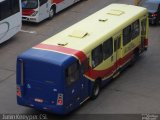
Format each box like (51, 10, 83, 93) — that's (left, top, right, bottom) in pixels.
(65, 60, 89, 106)
(140, 17, 147, 49)
(113, 34, 122, 77)
(39, 0, 49, 21)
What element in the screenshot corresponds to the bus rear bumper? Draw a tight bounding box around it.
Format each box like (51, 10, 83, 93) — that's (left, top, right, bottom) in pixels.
(17, 98, 70, 115)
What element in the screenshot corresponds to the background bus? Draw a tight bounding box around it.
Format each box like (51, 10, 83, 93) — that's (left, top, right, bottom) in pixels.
(0, 0, 22, 44)
(17, 4, 149, 114)
(22, 0, 81, 23)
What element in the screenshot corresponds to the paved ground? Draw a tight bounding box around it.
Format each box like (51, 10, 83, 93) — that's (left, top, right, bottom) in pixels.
(0, 0, 160, 119)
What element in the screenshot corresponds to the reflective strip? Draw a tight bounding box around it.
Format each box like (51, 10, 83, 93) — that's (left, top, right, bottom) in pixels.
(19, 59, 24, 86)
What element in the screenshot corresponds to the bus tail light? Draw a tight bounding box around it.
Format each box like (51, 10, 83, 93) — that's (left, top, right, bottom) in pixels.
(17, 86, 21, 97)
(152, 13, 157, 17)
(144, 39, 148, 47)
(57, 94, 63, 106)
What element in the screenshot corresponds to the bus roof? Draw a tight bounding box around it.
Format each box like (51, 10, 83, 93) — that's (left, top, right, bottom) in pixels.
(36, 4, 147, 55)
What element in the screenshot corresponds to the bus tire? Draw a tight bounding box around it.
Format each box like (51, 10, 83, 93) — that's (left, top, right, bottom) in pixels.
(49, 6, 55, 20)
(129, 48, 140, 67)
(134, 48, 140, 60)
(91, 80, 101, 100)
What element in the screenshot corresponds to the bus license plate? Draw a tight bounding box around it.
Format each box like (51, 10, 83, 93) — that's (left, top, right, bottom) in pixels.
(34, 98, 44, 103)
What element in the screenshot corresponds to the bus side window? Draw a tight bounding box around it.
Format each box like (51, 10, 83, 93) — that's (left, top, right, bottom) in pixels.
(11, 0, 20, 14)
(66, 61, 80, 85)
(40, 0, 48, 6)
(114, 37, 121, 52)
(131, 20, 140, 39)
(81, 58, 90, 74)
(0, 0, 20, 21)
(0, 3, 1, 20)
(123, 25, 132, 46)
(92, 45, 103, 68)
(103, 38, 113, 60)
(0, 0, 11, 20)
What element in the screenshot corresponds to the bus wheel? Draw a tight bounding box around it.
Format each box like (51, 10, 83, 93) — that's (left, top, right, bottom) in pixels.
(134, 49, 140, 60)
(91, 80, 101, 100)
(130, 49, 140, 65)
(49, 7, 55, 20)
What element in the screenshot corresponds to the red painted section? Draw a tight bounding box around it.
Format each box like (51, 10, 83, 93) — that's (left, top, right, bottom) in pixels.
(53, 0, 64, 4)
(22, 9, 35, 16)
(144, 38, 148, 47)
(34, 43, 134, 80)
(86, 52, 133, 80)
(34, 44, 87, 62)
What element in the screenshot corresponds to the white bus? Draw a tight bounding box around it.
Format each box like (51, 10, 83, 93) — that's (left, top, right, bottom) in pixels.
(0, 0, 22, 44)
(22, 0, 81, 23)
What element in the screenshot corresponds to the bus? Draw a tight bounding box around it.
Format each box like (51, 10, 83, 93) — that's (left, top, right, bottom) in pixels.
(17, 4, 149, 114)
(0, 0, 22, 44)
(22, 0, 82, 23)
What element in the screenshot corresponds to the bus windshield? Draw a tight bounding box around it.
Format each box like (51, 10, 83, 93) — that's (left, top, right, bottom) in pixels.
(22, 0, 38, 9)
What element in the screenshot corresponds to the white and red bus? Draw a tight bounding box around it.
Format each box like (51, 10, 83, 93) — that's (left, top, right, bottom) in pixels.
(0, 0, 22, 44)
(22, 0, 81, 22)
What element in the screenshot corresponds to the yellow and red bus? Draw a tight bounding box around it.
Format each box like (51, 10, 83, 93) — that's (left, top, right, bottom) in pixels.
(17, 4, 149, 114)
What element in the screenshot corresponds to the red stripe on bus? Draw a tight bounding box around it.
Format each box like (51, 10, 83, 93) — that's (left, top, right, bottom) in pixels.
(34, 43, 133, 80)
(86, 52, 133, 79)
(34, 44, 87, 62)
(53, 0, 64, 4)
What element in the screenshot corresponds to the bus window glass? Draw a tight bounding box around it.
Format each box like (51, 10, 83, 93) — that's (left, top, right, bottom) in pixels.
(66, 61, 80, 85)
(92, 45, 103, 68)
(132, 20, 140, 39)
(103, 38, 113, 60)
(0, 0, 11, 20)
(11, 0, 20, 14)
(114, 37, 121, 52)
(0, 2, 1, 20)
(22, 0, 38, 9)
(123, 25, 132, 46)
(0, 0, 20, 20)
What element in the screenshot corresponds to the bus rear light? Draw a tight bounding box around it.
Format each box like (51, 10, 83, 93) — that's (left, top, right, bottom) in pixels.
(57, 94, 63, 105)
(17, 86, 21, 97)
(57, 99, 63, 105)
(152, 13, 157, 17)
(144, 39, 148, 46)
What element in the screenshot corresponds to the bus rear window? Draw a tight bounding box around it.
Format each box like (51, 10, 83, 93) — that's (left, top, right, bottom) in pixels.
(66, 61, 80, 85)
(22, 0, 38, 9)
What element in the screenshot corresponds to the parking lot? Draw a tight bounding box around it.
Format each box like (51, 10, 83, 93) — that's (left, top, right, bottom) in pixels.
(0, 0, 160, 118)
